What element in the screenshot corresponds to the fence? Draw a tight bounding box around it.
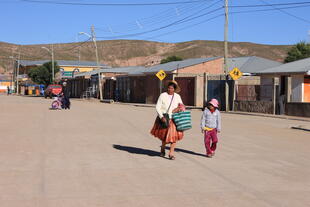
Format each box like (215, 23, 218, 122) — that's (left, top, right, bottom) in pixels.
(234, 85, 274, 114)
(236, 85, 273, 101)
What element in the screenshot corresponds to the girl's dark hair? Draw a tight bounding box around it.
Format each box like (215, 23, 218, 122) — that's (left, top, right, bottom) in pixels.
(167, 82, 177, 89)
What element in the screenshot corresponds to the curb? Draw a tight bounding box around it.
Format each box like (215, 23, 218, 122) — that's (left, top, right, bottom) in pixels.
(99, 101, 310, 122)
(291, 126, 310, 132)
(224, 111, 310, 122)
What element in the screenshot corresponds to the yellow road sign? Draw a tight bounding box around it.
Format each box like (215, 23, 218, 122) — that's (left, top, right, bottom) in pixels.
(229, 67, 243, 80)
(156, 70, 167, 81)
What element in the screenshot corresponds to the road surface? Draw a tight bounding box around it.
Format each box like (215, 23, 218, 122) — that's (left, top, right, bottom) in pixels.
(0, 95, 309, 207)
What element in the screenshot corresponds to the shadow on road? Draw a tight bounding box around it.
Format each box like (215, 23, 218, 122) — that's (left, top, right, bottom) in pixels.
(165, 146, 206, 157)
(112, 144, 206, 158)
(113, 144, 160, 157)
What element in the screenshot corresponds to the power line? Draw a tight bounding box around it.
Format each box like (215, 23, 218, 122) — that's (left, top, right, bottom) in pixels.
(56, 38, 91, 52)
(257, 0, 310, 24)
(96, 1, 310, 40)
(20, 0, 210, 6)
(102, 2, 310, 41)
(96, 3, 201, 33)
(145, 13, 224, 41)
(96, 0, 221, 36)
(230, 1, 310, 8)
(231, 5, 310, 15)
(19, 0, 310, 7)
(5, 39, 92, 61)
(95, 1, 213, 33)
(97, 6, 223, 39)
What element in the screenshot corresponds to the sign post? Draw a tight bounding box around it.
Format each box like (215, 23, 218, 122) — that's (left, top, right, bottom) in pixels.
(156, 70, 167, 94)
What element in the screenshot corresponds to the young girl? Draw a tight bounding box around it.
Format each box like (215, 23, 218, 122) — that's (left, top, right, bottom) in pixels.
(200, 99, 221, 158)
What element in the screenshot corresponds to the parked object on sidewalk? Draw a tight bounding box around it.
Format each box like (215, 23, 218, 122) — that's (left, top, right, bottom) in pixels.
(101, 99, 115, 103)
(50, 95, 63, 110)
(45, 84, 62, 99)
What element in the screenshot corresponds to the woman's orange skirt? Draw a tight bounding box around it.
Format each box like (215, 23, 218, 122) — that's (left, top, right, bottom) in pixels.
(150, 117, 184, 143)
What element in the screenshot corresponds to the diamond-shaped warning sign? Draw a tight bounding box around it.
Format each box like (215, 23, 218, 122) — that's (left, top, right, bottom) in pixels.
(156, 70, 167, 81)
(229, 67, 243, 80)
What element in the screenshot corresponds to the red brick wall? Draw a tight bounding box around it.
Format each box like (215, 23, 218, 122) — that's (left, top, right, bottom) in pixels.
(177, 58, 224, 75)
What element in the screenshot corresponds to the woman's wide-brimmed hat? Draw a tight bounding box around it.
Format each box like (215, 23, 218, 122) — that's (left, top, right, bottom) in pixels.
(167, 80, 181, 93)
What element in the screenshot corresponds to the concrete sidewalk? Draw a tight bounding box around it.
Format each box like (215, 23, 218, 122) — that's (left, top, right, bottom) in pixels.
(100, 100, 310, 121)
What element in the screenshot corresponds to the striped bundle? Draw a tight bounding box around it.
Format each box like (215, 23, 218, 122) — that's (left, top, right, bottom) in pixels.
(172, 111, 192, 131)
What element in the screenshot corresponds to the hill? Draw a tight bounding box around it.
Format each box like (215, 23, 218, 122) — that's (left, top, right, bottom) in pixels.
(0, 40, 291, 73)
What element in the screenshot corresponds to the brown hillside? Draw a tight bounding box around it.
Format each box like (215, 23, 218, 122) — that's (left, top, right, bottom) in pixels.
(0, 40, 291, 73)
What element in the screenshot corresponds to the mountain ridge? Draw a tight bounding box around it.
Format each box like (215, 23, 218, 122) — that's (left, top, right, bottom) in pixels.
(0, 40, 292, 73)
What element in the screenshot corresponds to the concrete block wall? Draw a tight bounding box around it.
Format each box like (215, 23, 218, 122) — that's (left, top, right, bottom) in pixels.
(234, 101, 274, 114)
(285, 103, 310, 117)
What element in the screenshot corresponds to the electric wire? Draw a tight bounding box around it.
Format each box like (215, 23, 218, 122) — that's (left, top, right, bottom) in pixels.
(257, 0, 310, 24)
(20, 0, 211, 6)
(96, 0, 215, 33)
(97, 6, 223, 39)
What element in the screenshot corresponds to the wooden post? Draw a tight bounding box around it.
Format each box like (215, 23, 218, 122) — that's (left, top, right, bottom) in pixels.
(286, 76, 292, 103)
(273, 77, 279, 115)
(232, 80, 236, 111)
(203, 73, 208, 108)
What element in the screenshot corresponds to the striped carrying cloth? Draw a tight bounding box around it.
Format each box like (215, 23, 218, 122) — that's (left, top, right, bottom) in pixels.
(172, 111, 192, 131)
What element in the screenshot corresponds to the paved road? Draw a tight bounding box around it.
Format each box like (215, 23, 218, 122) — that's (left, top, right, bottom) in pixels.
(0, 95, 309, 207)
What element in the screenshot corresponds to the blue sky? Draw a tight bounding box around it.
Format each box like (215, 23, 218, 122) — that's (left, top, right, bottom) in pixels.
(0, 0, 309, 45)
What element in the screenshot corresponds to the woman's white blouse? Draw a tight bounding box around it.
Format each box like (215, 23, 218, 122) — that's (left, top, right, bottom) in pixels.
(156, 92, 183, 119)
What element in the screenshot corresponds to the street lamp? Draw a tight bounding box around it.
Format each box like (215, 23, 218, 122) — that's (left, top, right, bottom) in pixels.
(79, 28, 103, 101)
(78, 32, 91, 38)
(76, 34, 81, 62)
(78, 31, 99, 66)
(41, 45, 55, 83)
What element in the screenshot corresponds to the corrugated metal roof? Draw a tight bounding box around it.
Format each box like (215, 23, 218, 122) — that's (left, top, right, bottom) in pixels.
(73, 56, 283, 78)
(0, 74, 11, 80)
(100, 66, 146, 74)
(256, 57, 310, 74)
(74, 66, 146, 77)
(19, 60, 109, 67)
(228, 56, 282, 73)
(74, 70, 100, 77)
(145, 57, 221, 73)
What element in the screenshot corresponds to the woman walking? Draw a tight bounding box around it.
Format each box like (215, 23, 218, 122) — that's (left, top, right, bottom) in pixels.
(61, 81, 71, 109)
(150, 80, 184, 160)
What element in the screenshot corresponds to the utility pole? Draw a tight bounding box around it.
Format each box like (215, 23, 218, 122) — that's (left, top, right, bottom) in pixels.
(76, 35, 81, 62)
(51, 44, 55, 83)
(16, 51, 21, 95)
(78, 46, 81, 62)
(10, 51, 15, 89)
(91, 25, 103, 101)
(41, 45, 55, 83)
(224, 0, 229, 112)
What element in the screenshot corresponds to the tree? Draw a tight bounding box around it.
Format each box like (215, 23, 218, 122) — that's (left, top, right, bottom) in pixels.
(284, 41, 310, 63)
(28, 61, 60, 86)
(160, 55, 183, 64)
